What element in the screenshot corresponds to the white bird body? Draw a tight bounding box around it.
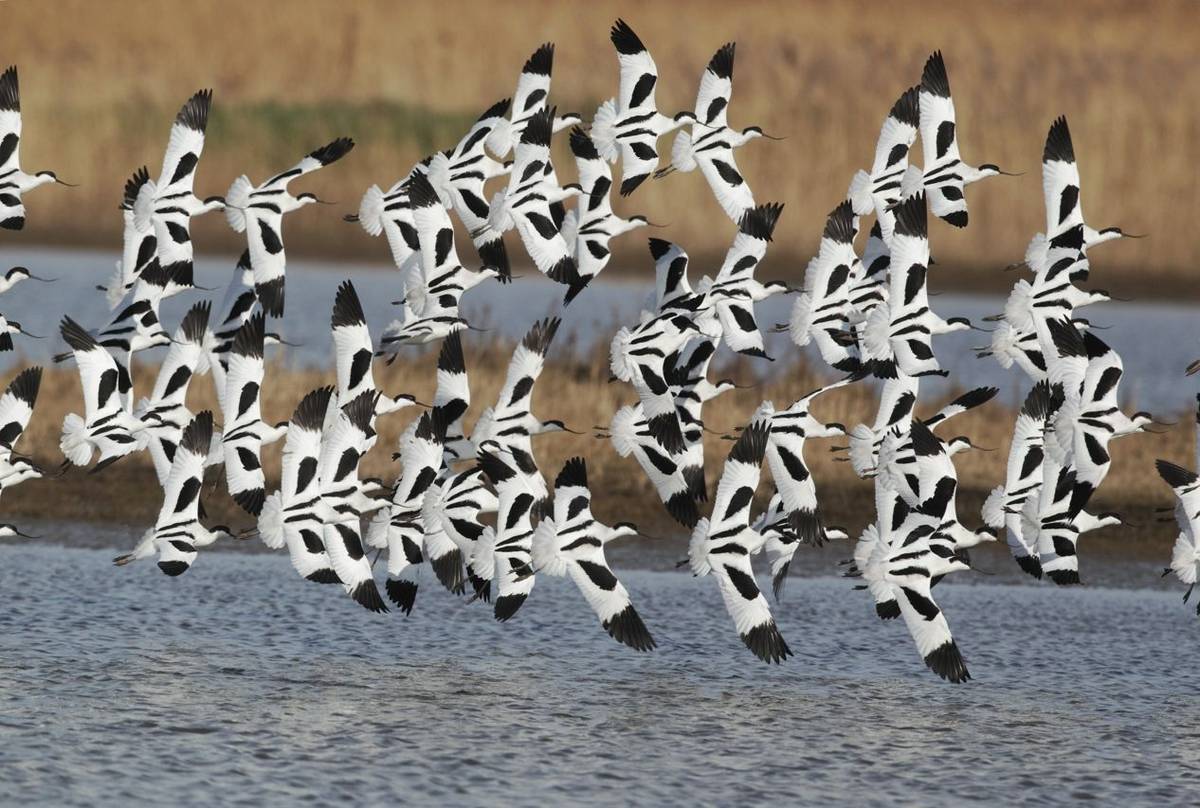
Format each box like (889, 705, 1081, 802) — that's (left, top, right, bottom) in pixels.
(221, 314, 286, 517)
(0, 66, 72, 231)
(225, 137, 354, 317)
(532, 457, 655, 651)
(789, 201, 862, 373)
(132, 90, 221, 297)
(113, 412, 233, 576)
(590, 20, 696, 196)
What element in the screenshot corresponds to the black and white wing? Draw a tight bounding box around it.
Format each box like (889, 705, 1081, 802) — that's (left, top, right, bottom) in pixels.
(147, 301, 209, 412)
(918, 52, 967, 227)
(890, 564, 971, 683)
(150, 411, 213, 576)
(1041, 116, 1082, 240)
(439, 98, 512, 278)
(152, 89, 211, 198)
(0, 67, 23, 229)
(649, 238, 693, 312)
(433, 332, 471, 459)
(486, 43, 554, 158)
(608, 404, 699, 529)
(221, 313, 267, 515)
(0, 365, 39, 456)
(477, 442, 540, 621)
(490, 317, 559, 429)
(331, 280, 377, 405)
(248, 137, 355, 316)
(504, 111, 578, 284)
(693, 42, 733, 130)
(713, 203, 785, 286)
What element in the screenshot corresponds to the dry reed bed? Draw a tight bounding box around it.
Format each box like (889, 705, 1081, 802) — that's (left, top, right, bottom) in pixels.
(1, 338, 1189, 551)
(0, 1, 1195, 287)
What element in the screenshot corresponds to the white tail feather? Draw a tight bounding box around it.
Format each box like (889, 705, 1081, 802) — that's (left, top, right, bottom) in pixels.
(132, 180, 157, 232)
(981, 485, 1007, 530)
(590, 98, 619, 163)
(608, 405, 641, 458)
(356, 184, 386, 237)
(258, 492, 286, 550)
(848, 423, 877, 478)
(899, 164, 925, 200)
(531, 517, 568, 577)
(847, 169, 873, 216)
(224, 175, 253, 233)
(59, 412, 93, 467)
(788, 292, 815, 347)
(670, 129, 696, 173)
(687, 518, 711, 576)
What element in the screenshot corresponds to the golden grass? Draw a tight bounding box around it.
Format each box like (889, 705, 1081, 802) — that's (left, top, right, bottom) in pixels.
(1, 338, 1189, 552)
(0, 1, 1196, 288)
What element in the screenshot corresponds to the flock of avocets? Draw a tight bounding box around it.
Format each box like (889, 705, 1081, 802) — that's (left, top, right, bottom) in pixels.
(0, 20, 1196, 681)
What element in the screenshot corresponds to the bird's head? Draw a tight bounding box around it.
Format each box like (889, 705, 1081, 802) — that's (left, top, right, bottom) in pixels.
(559, 183, 584, 200)
(611, 521, 639, 538)
(1097, 226, 1145, 242)
(296, 192, 331, 208)
(1096, 511, 1126, 529)
(211, 525, 237, 541)
(713, 378, 741, 396)
(1130, 411, 1157, 433)
(35, 170, 75, 187)
(538, 419, 582, 435)
(763, 279, 797, 296)
(0, 523, 39, 539)
(947, 435, 978, 455)
(945, 316, 974, 333)
(202, 195, 226, 212)
(672, 110, 698, 127)
(555, 112, 584, 130)
(977, 163, 1020, 179)
(741, 125, 785, 141)
(824, 422, 848, 437)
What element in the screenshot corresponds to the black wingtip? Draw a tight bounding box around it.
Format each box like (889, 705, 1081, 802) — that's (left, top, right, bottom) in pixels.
(476, 238, 510, 283)
(707, 42, 735, 80)
(494, 592, 528, 622)
(521, 316, 561, 355)
(520, 108, 553, 148)
(920, 51, 950, 98)
(1015, 554, 1043, 580)
(341, 389, 378, 435)
(569, 126, 600, 160)
(468, 569, 492, 603)
(431, 549, 466, 595)
(122, 166, 152, 209)
(645, 411, 686, 456)
(789, 508, 824, 547)
(665, 491, 700, 529)
(823, 200, 856, 244)
(351, 579, 389, 613)
(738, 202, 785, 241)
(292, 385, 334, 432)
(385, 577, 416, 614)
(1047, 317, 1086, 359)
(742, 621, 792, 664)
(951, 385, 999, 412)
(59, 316, 98, 353)
(1157, 459, 1199, 489)
(0, 66, 18, 113)
(232, 312, 266, 359)
(233, 487, 266, 517)
(523, 42, 555, 76)
(728, 420, 769, 466)
(1043, 116, 1075, 165)
(180, 410, 214, 457)
(306, 568, 342, 585)
(890, 85, 920, 128)
(610, 19, 645, 56)
(555, 456, 588, 490)
(771, 560, 791, 603)
(479, 97, 512, 122)
(157, 560, 190, 577)
(405, 171, 441, 209)
(437, 331, 466, 375)
(180, 300, 211, 345)
(331, 279, 366, 329)
(256, 278, 285, 318)
(893, 193, 928, 239)
(647, 237, 673, 261)
(908, 420, 942, 457)
(604, 604, 656, 652)
(1046, 568, 1082, 586)
(176, 88, 212, 132)
(620, 173, 650, 197)
(7, 365, 41, 406)
(924, 640, 970, 683)
(309, 137, 355, 166)
(682, 465, 707, 503)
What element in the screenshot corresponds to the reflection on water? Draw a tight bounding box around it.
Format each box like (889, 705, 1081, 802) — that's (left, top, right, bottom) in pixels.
(0, 245, 1194, 411)
(0, 542, 1197, 806)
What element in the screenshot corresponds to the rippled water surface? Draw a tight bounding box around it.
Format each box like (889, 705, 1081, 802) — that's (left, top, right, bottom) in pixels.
(1, 539, 1198, 806)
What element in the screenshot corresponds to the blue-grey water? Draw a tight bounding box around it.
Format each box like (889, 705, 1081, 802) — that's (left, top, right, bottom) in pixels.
(0, 245, 1194, 413)
(1, 528, 1198, 806)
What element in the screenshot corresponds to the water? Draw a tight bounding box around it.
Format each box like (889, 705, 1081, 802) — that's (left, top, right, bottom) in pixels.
(0, 245, 1195, 413)
(1, 534, 1198, 806)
